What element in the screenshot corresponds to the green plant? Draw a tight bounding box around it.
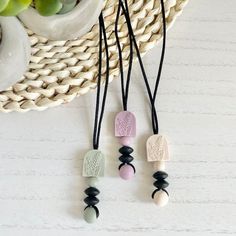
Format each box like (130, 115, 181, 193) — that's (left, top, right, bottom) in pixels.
(0, 0, 78, 16)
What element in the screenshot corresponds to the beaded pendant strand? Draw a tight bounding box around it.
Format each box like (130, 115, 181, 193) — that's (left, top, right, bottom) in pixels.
(114, 0, 136, 180)
(115, 111, 136, 180)
(147, 135, 170, 206)
(82, 12, 110, 223)
(120, 0, 170, 205)
(83, 150, 105, 223)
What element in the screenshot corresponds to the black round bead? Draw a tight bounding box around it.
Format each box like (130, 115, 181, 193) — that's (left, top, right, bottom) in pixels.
(85, 187, 100, 196)
(153, 179, 169, 189)
(119, 155, 134, 163)
(119, 146, 133, 155)
(84, 196, 99, 206)
(153, 171, 168, 180)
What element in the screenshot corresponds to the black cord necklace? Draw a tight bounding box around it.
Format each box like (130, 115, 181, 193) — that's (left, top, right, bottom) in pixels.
(82, 12, 110, 223)
(114, 0, 136, 180)
(121, 0, 170, 206)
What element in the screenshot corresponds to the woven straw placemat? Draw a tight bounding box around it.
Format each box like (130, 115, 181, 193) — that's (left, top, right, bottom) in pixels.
(0, 0, 188, 113)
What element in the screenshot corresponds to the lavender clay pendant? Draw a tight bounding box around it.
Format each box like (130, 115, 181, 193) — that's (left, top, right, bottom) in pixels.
(115, 111, 136, 137)
(146, 134, 170, 207)
(115, 111, 136, 180)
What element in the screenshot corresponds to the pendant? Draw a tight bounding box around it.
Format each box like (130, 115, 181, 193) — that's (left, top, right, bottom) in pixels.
(146, 134, 170, 207)
(82, 150, 105, 223)
(115, 111, 136, 180)
(146, 134, 169, 162)
(83, 150, 105, 177)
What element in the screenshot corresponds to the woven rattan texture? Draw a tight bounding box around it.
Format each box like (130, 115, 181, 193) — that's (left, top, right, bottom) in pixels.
(0, 0, 188, 112)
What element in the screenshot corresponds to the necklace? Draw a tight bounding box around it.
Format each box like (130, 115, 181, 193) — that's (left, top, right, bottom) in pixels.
(82, 12, 110, 223)
(114, 0, 136, 180)
(121, 0, 170, 206)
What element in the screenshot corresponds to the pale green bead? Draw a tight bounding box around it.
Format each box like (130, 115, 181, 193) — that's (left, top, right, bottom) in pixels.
(87, 177, 98, 187)
(84, 207, 97, 224)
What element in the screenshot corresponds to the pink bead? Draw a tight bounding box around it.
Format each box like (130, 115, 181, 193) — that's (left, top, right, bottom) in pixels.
(119, 165, 135, 180)
(119, 136, 132, 146)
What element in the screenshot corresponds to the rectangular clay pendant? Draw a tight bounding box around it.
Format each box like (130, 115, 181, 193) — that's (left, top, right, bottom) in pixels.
(115, 111, 136, 137)
(146, 134, 170, 162)
(82, 150, 105, 177)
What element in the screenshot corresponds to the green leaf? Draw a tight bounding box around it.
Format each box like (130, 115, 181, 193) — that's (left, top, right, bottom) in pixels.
(35, 0, 63, 16)
(0, 0, 32, 16)
(0, 0, 10, 13)
(60, 0, 76, 4)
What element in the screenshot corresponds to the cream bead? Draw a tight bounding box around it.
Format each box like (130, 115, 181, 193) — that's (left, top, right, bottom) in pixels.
(153, 161, 166, 171)
(153, 190, 169, 207)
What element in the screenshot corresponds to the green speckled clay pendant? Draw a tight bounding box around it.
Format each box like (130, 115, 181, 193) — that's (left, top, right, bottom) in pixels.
(82, 150, 105, 223)
(147, 134, 170, 207)
(83, 150, 105, 177)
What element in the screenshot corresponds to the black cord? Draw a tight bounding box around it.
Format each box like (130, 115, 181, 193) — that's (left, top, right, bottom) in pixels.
(120, 0, 157, 133)
(120, 0, 166, 134)
(93, 13, 110, 150)
(114, 0, 134, 111)
(152, 0, 166, 105)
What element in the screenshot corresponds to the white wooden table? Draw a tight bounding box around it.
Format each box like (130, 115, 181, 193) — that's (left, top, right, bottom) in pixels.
(1, 0, 236, 235)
